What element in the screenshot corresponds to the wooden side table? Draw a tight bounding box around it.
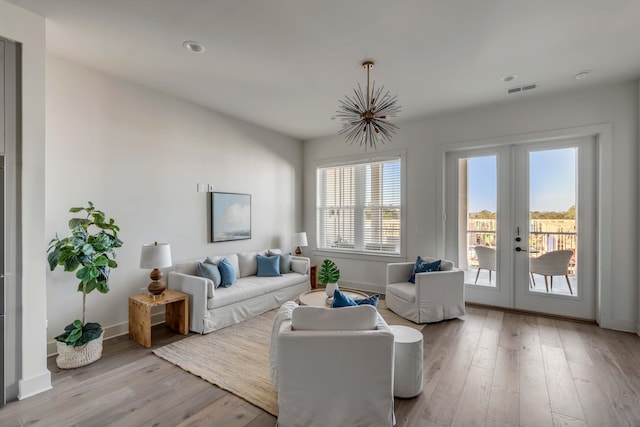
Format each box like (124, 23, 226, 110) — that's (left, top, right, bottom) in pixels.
(128, 289, 189, 348)
(310, 262, 317, 289)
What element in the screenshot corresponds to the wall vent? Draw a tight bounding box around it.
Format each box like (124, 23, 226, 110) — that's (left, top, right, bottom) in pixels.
(506, 83, 540, 94)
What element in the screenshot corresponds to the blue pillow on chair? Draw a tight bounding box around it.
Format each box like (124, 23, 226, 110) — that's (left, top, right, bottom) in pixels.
(218, 257, 237, 287)
(257, 254, 281, 277)
(331, 289, 358, 308)
(409, 256, 441, 284)
(354, 294, 380, 307)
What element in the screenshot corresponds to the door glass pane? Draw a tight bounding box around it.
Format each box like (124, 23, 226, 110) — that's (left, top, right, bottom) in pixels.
(459, 155, 497, 287)
(528, 148, 577, 296)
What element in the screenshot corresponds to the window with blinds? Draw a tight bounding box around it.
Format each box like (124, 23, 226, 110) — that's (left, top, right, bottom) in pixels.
(316, 157, 401, 255)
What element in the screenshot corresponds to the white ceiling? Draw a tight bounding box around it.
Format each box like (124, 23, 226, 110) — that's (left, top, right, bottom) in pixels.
(7, 0, 640, 140)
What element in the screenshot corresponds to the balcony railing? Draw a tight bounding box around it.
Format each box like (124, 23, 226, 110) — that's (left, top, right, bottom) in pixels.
(466, 230, 577, 274)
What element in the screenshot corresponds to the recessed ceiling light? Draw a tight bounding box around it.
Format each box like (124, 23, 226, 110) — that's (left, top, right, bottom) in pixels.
(500, 74, 518, 83)
(574, 70, 590, 80)
(183, 41, 205, 54)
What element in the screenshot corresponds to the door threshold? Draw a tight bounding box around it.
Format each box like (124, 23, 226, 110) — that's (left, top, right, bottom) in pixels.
(465, 302, 597, 325)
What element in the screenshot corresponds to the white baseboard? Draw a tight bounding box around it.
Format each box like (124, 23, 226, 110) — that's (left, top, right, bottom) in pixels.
(18, 370, 52, 400)
(598, 317, 637, 334)
(337, 280, 386, 295)
(46, 312, 167, 357)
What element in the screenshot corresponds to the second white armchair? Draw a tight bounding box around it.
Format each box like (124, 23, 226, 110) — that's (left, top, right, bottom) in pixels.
(386, 257, 465, 324)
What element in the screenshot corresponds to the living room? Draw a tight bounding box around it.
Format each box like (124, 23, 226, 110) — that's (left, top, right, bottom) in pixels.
(1, 1, 640, 425)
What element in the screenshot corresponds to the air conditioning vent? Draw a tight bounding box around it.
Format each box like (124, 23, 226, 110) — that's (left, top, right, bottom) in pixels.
(506, 83, 540, 94)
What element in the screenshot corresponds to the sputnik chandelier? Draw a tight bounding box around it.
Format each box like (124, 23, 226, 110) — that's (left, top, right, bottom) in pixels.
(336, 61, 401, 150)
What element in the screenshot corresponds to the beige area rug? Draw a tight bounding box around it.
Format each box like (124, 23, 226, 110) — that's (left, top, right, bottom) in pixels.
(152, 300, 424, 416)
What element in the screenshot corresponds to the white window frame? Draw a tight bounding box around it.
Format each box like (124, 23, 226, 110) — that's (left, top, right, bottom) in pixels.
(314, 149, 406, 261)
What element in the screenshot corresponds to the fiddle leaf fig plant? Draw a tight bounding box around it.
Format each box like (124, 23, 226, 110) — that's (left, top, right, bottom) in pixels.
(318, 259, 340, 285)
(47, 202, 123, 346)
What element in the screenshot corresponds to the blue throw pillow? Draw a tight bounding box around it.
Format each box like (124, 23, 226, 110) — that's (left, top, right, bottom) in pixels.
(195, 257, 222, 288)
(409, 256, 425, 283)
(257, 254, 281, 277)
(331, 289, 358, 308)
(218, 257, 237, 288)
(409, 256, 441, 284)
(354, 294, 380, 307)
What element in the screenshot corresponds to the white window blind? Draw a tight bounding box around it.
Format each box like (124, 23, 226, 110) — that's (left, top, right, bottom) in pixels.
(316, 157, 401, 255)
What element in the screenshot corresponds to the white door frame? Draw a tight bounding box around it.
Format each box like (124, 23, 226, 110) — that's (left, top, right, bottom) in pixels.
(436, 124, 613, 326)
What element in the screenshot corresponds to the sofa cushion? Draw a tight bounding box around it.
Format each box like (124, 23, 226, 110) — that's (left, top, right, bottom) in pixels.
(291, 305, 377, 331)
(218, 258, 237, 288)
(208, 273, 308, 309)
(174, 259, 203, 276)
(290, 259, 307, 274)
(386, 282, 416, 303)
(238, 250, 269, 277)
(440, 259, 454, 271)
(195, 258, 222, 288)
(257, 254, 281, 277)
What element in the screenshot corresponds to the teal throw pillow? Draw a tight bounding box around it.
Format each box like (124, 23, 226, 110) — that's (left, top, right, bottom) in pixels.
(257, 254, 281, 277)
(354, 294, 380, 307)
(218, 258, 237, 287)
(409, 256, 441, 284)
(195, 257, 222, 288)
(331, 289, 358, 308)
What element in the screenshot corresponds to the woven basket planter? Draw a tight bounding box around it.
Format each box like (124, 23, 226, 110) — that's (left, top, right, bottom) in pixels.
(55, 331, 104, 369)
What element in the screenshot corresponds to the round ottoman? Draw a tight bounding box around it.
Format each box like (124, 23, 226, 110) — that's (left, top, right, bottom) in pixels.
(390, 325, 423, 398)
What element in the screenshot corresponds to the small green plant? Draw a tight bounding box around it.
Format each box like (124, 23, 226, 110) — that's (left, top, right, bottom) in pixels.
(55, 320, 103, 348)
(47, 202, 123, 346)
(318, 259, 340, 285)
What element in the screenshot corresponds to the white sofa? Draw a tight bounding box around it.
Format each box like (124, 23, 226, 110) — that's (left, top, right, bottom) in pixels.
(272, 303, 395, 427)
(168, 249, 310, 333)
(386, 257, 465, 323)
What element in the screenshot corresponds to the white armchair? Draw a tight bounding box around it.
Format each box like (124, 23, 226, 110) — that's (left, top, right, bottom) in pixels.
(274, 305, 395, 427)
(386, 257, 465, 323)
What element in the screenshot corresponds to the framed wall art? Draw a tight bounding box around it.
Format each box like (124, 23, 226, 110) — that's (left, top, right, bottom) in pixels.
(211, 192, 251, 243)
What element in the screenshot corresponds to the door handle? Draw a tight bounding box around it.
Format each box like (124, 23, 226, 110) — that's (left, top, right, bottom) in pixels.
(515, 247, 528, 252)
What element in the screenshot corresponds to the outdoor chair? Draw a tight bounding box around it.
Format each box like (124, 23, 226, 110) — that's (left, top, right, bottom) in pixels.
(473, 245, 497, 284)
(529, 249, 574, 294)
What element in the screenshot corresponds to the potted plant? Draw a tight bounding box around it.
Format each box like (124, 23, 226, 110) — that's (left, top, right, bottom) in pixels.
(47, 202, 123, 369)
(318, 259, 340, 297)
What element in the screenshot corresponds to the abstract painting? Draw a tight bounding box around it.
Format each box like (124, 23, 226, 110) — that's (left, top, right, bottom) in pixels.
(211, 192, 251, 242)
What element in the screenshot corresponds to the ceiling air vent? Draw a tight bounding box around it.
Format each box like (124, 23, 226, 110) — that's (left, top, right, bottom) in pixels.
(506, 83, 540, 94)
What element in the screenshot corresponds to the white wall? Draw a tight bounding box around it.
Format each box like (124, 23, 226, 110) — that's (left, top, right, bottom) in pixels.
(304, 81, 639, 332)
(0, 0, 50, 400)
(45, 55, 303, 352)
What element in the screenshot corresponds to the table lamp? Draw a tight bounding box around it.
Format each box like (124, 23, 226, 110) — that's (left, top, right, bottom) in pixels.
(292, 232, 308, 256)
(140, 242, 172, 296)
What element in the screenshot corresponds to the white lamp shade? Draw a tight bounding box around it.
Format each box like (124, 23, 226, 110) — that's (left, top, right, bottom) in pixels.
(292, 232, 308, 247)
(140, 242, 172, 269)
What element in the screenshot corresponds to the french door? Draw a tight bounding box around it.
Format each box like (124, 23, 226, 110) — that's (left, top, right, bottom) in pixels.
(444, 136, 597, 320)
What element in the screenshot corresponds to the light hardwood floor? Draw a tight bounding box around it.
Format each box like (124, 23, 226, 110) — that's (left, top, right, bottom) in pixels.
(2, 306, 640, 426)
